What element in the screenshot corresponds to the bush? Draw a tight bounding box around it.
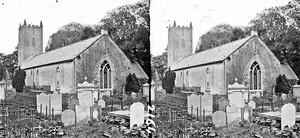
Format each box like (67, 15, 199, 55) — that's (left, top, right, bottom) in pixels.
(125, 73, 141, 95)
(275, 74, 291, 95)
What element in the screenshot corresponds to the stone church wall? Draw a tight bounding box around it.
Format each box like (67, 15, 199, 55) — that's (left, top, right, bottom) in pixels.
(225, 36, 281, 95)
(24, 62, 75, 93)
(174, 63, 225, 95)
(75, 35, 131, 95)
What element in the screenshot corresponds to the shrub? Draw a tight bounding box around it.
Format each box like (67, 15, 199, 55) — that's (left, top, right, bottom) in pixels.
(275, 74, 291, 95)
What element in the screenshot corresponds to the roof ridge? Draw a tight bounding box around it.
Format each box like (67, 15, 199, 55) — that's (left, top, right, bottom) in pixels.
(179, 35, 253, 61)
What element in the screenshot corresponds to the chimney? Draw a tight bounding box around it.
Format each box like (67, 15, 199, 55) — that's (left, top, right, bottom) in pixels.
(101, 29, 108, 35)
(251, 30, 258, 36)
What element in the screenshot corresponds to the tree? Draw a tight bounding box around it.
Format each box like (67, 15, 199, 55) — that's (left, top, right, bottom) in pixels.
(3, 49, 18, 79)
(195, 24, 247, 53)
(249, 0, 300, 80)
(125, 73, 141, 95)
(12, 67, 26, 92)
(151, 51, 168, 79)
(275, 74, 291, 95)
(162, 68, 176, 94)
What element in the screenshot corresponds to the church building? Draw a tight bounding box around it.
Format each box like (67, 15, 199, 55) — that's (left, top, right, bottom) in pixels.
(168, 21, 299, 97)
(18, 20, 148, 97)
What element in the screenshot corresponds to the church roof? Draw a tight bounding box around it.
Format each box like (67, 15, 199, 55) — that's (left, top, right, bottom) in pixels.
(129, 63, 149, 79)
(171, 36, 253, 70)
(21, 35, 102, 69)
(280, 64, 299, 80)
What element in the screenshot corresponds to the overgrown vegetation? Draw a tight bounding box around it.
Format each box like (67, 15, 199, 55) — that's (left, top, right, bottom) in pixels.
(275, 74, 291, 95)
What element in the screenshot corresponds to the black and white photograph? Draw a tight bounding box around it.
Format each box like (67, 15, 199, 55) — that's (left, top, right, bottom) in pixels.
(0, 0, 300, 137)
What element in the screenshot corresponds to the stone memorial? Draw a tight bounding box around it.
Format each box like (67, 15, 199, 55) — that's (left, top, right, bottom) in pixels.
(0, 81, 5, 100)
(76, 105, 90, 123)
(50, 91, 62, 114)
(130, 102, 145, 128)
(281, 103, 296, 130)
(187, 94, 201, 116)
(61, 110, 75, 126)
(212, 111, 226, 127)
(226, 105, 241, 124)
(78, 90, 93, 106)
(202, 93, 213, 115)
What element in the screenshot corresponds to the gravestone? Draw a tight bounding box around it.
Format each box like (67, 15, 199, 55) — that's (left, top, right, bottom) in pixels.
(187, 94, 201, 116)
(226, 105, 241, 124)
(212, 111, 226, 127)
(98, 99, 106, 107)
(38, 93, 50, 114)
(218, 97, 229, 111)
(61, 110, 75, 126)
(228, 92, 244, 107)
(76, 105, 90, 123)
(202, 93, 213, 115)
(50, 91, 62, 114)
(90, 103, 102, 121)
(248, 101, 256, 109)
(130, 102, 145, 128)
(227, 78, 248, 108)
(281, 103, 296, 130)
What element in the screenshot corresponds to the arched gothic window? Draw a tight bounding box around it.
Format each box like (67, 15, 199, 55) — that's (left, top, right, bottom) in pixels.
(100, 60, 112, 89)
(250, 62, 261, 91)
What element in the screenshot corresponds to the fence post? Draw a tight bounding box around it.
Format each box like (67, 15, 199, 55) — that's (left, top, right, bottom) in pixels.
(40, 104, 42, 114)
(241, 108, 244, 122)
(203, 109, 205, 122)
(45, 106, 47, 120)
(191, 106, 193, 117)
(52, 108, 54, 121)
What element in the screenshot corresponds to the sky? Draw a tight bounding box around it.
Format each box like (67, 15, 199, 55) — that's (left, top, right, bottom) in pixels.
(150, 0, 290, 56)
(0, 0, 140, 55)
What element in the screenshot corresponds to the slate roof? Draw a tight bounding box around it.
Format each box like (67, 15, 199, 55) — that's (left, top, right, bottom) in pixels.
(21, 35, 102, 69)
(130, 63, 149, 79)
(171, 36, 253, 70)
(280, 64, 299, 80)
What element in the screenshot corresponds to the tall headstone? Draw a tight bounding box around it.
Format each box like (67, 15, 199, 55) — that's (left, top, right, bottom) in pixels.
(281, 103, 296, 130)
(226, 105, 241, 124)
(130, 102, 145, 128)
(76, 105, 90, 123)
(187, 94, 201, 116)
(212, 111, 226, 127)
(202, 93, 213, 115)
(50, 91, 62, 114)
(248, 101, 256, 109)
(90, 103, 102, 121)
(98, 99, 106, 107)
(61, 110, 75, 126)
(227, 78, 248, 108)
(39, 93, 49, 114)
(78, 91, 93, 106)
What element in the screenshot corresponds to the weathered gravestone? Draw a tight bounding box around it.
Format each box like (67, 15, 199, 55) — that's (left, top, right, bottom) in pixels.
(61, 110, 75, 126)
(281, 103, 296, 130)
(242, 106, 252, 122)
(50, 91, 62, 115)
(202, 93, 213, 115)
(187, 94, 201, 116)
(98, 99, 106, 107)
(130, 102, 145, 128)
(76, 105, 90, 123)
(226, 105, 241, 124)
(78, 90, 93, 107)
(90, 103, 102, 121)
(248, 100, 256, 109)
(212, 111, 226, 127)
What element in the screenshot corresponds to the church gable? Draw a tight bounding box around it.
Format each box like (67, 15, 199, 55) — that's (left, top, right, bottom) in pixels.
(225, 36, 282, 94)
